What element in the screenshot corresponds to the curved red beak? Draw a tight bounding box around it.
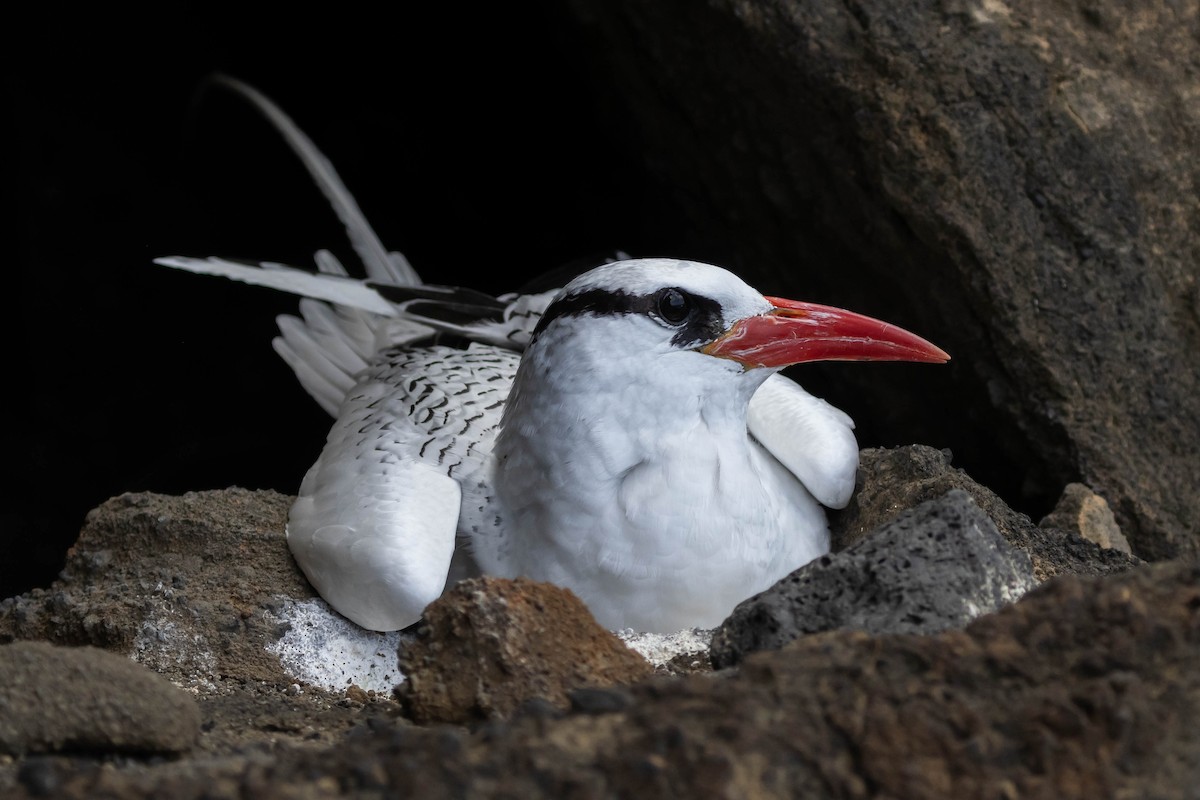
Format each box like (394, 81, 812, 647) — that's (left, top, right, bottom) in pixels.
(702, 296, 950, 369)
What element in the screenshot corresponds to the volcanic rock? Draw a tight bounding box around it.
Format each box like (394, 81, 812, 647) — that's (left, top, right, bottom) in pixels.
(711, 489, 1036, 668)
(1040, 482, 1132, 554)
(0, 641, 200, 757)
(7, 559, 1196, 798)
(829, 445, 1142, 581)
(396, 577, 653, 724)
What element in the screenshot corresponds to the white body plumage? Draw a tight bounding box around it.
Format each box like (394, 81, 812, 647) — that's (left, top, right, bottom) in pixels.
(157, 77, 947, 634)
(489, 262, 846, 631)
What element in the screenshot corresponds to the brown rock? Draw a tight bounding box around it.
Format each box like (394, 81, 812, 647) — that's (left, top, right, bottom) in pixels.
(0, 641, 200, 756)
(0, 482, 409, 788)
(1041, 482, 1132, 554)
(830, 446, 1141, 582)
(0, 489, 313, 688)
(396, 577, 652, 724)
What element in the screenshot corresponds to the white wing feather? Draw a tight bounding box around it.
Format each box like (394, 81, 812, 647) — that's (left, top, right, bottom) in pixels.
(748, 373, 859, 509)
(287, 414, 461, 631)
(287, 344, 518, 630)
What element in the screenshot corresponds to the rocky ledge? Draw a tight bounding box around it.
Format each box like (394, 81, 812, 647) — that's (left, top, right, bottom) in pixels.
(3, 445, 1187, 798)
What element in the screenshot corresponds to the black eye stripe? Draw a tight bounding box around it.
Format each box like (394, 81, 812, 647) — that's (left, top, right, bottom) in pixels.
(532, 287, 725, 348)
(532, 288, 650, 339)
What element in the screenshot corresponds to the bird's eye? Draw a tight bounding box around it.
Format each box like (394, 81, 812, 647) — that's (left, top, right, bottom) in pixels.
(656, 288, 691, 324)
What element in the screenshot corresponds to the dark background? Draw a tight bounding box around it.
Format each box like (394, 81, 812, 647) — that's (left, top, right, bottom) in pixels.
(4, 6, 678, 598)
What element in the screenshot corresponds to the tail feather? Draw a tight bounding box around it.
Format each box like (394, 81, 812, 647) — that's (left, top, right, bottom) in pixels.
(313, 249, 349, 277)
(159, 77, 496, 415)
(271, 335, 349, 417)
(274, 315, 360, 397)
(208, 74, 421, 288)
(387, 251, 417, 284)
(271, 298, 444, 417)
(327, 304, 390, 364)
(292, 299, 372, 375)
(155, 256, 398, 316)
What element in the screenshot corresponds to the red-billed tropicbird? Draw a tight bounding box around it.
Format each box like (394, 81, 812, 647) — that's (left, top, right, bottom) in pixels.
(157, 77, 949, 633)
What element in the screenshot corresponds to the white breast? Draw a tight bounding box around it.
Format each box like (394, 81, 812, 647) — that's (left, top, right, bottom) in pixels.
(487, 315, 841, 632)
(493, 394, 831, 632)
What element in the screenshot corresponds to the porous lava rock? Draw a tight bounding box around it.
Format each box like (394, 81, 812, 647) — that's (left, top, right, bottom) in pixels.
(829, 445, 1142, 581)
(710, 489, 1036, 668)
(396, 577, 653, 724)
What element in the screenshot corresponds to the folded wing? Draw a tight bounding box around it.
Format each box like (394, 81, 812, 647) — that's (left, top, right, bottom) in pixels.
(747, 373, 859, 510)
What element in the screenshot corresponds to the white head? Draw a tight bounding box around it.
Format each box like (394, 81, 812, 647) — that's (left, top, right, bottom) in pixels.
(500, 256, 948, 441)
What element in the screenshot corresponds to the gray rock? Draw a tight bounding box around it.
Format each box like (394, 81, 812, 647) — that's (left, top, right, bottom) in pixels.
(0, 641, 199, 756)
(711, 490, 1036, 668)
(831, 446, 1142, 582)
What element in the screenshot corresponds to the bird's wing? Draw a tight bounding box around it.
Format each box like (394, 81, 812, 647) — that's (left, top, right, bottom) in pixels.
(747, 373, 859, 509)
(271, 298, 435, 416)
(286, 342, 519, 631)
(288, 445, 461, 633)
(155, 249, 551, 411)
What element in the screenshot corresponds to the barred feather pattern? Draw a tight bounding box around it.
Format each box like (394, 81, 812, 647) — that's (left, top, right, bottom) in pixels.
(316, 342, 522, 573)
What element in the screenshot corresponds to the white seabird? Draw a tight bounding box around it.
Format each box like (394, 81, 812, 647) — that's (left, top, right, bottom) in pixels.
(157, 76, 949, 633)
